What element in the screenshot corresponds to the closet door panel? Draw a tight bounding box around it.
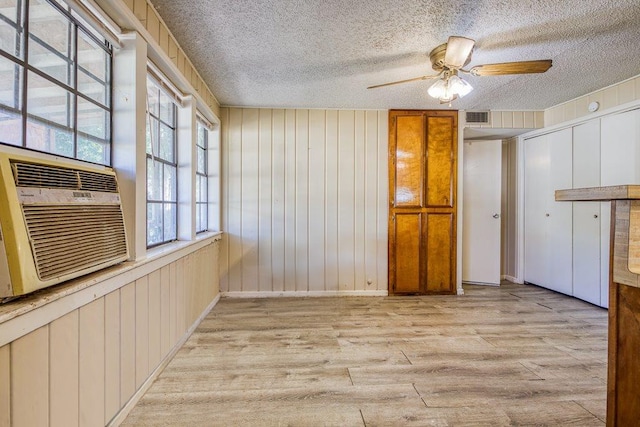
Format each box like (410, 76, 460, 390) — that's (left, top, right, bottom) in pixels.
(547, 128, 573, 295)
(573, 121, 601, 305)
(524, 134, 549, 287)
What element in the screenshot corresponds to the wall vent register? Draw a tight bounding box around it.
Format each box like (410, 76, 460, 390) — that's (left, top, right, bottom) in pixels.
(465, 111, 491, 124)
(0, 153, 129, 298)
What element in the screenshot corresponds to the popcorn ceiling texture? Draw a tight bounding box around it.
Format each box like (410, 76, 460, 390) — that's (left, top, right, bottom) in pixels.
(149, 0, 640, 110)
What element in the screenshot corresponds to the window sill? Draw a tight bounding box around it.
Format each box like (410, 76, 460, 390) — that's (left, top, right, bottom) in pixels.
(0, 231, 223, 326)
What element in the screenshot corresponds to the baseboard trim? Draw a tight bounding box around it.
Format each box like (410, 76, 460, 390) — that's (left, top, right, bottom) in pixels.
(108, 292, 221, 426)
(222, 290, 389, 298)
(463, 280, 500, 287)
(502, 275, 522, 284)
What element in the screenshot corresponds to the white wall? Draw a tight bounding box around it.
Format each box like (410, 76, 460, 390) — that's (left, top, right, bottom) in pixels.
(220, 108, 389, 295)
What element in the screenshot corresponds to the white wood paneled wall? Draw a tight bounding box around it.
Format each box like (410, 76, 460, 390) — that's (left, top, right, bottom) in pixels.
(0, 241, 220, 427)
(220, 108, 389, 295)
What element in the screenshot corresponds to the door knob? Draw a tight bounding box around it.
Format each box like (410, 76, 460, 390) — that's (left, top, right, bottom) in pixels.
(594, 214, 599, 218)
(493, 214, 500, 219)
(545, 213, 550, 217)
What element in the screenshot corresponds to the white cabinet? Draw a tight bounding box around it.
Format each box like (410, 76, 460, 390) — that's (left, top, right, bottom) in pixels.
(572, 120, 601, 306)
(600, 108, 640, 307)
(523, 107, 640, 308)
(524, 129, 573, 295)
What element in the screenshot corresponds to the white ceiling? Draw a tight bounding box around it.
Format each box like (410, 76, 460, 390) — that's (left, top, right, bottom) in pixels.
(149, 0, 640, 111)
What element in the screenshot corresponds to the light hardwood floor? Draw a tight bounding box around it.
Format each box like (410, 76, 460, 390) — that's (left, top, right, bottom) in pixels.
(122, 283, 608, 426)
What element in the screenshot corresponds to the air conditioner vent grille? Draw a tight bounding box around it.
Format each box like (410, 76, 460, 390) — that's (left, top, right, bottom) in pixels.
(22, 205, 127, 280)
(466, 111, 490, 124)
(12, 162, 118, 193)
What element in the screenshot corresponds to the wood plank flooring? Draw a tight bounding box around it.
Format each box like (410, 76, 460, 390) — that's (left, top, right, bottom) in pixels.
(122, 283, 608, 426)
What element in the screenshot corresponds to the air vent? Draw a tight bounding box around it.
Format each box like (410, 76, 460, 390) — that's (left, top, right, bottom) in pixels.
(11, 161, 118, 192)
(466, 111, 491, 124)
(22, 205, 127, 280)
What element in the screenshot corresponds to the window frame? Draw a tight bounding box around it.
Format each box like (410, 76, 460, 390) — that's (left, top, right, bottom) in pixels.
(0, 0, 113, 165)
(195, 117, 209, 234)
(145, 74, 178, 248)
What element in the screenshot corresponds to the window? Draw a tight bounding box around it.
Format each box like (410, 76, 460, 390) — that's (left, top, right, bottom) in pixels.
(146, 76, 177, 247)
(0, 0, 112, 165)
(195, 118, 208, 233)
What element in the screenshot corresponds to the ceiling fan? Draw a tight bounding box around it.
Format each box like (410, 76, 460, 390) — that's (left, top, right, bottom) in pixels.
(368, 36, 552, 103)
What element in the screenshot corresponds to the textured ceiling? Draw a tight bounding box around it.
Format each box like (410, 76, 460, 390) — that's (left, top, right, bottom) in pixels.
(149, 0, 640, 111)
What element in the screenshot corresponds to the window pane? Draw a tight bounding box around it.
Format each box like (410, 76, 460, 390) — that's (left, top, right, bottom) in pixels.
(197, 146, 205, 173)
(163, 203, 176, 241)
(146, 116, 158, 155)
(146, 78, 159, 116)
(77, 97, 108, 140)
(164, 163, 176, 202)
(77, 135, 109, 164)
(26, 70, 74, 155)
(0, 55, 22, 145)
(28, 0, 73, 85)
(0, 0, 23, 59)
(77, 29, 108, 106)
(147, 158, 162, 201)
(195, 174, 201, 202)
(147, 202, 163, 246)
(200, 203, 207, 232)
(159, 122, 174, 162)
(159, 91, 173, 124)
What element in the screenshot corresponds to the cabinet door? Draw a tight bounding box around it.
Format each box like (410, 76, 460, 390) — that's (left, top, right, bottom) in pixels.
(524, 134, 549, 287)
(601, 108, 640, 307)
(547, 128, 573, 295)
(572, 121, 601, 305)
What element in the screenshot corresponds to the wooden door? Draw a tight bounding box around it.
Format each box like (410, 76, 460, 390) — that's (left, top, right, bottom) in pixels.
(388, 110, 457, 295)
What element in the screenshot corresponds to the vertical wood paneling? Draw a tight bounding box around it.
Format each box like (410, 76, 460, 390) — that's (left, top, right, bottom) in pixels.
(169, 262, 178, 343)
(148, 270, 162, 369)
(354, 111, 366, 289)
(120, 282, 136, 404)
(365, 111, 379, 290)
(271, 109, 286, 291)
(79, 299, 105, 427)
(220, 109, 230, 292)
(104, 290, 121, 424)
(0, 345, 9, 427)
(258, 109, 273, 291)
(50, 310, 79, 427)
(12, 326, 48, 427)
(376, 111, 389, 291)
(338, 110, 356, 291)
(241, 108, 260, 292)
(135, 277, 149, 388)
(308, 110, 326, 291)
(227, 108, 243, 290)
(284, 109, 297, 292)
(160, 265, 171, 355)
(176, 258, 186, 334)
(325, 110, 339, 291)
(295, 109, 309, 291)
(221, 108, 389, 293)
(2, 243, 220, 427)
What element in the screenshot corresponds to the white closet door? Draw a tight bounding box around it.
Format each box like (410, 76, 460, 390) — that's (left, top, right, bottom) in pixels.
(572, 121, 601, 305)
(524, 134, 550, 287)
(601, 108, 640, 307)
(547, 128, 573, 295)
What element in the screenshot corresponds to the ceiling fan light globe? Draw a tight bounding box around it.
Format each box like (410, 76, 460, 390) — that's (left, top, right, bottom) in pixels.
(453, 77, 473, 97)
(428, 79, 447, 98)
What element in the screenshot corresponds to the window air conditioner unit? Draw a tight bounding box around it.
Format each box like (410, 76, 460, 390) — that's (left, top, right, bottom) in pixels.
(0, 153, 129, 298)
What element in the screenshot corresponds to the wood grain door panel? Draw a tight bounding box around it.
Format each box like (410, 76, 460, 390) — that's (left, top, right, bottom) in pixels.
(389, 110, 457, 295)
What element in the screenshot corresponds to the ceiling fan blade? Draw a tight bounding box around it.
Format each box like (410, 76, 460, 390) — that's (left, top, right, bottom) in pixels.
(470, 59, 552, 76)
(367, 74, 440, 89)
(444, 36, 475, 68)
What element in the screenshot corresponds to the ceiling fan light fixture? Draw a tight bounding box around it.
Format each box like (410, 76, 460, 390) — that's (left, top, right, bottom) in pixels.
(449, 74, 473, 98)
(427, 78, 447, 99)
(427, 72, 473, 102)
